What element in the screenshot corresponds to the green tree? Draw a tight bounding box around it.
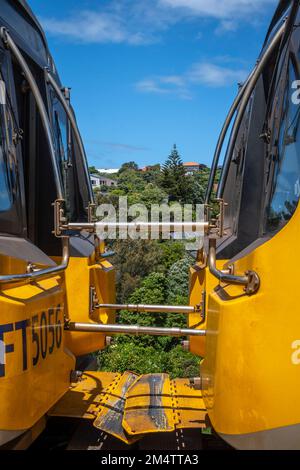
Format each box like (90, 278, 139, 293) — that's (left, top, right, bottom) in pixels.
(112, 240, 165, 302)
(96, 256, 198, 377)
(161, 144, 191, 203)
(117, 169, 145, 194)
(89, 166, 100, 175)
(167, 257, 192, 304)
(97, 343, 200, 379)
(164, 346, 200, 379)
(98, 343, 165, 375)
(119, 162, 139, 174)
(159, 241, 186, 271)
(188, 167, 211, 205)
(138, 183, 167, 209)
(142, 165, 161, 184)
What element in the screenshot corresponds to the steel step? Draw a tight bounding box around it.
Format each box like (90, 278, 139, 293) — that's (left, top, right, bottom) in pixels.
(49, 371, 208, 445)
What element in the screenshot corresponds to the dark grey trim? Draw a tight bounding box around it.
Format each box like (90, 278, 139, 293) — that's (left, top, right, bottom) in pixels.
(220, 423, 300, 450)
(0, 236, 56, 266)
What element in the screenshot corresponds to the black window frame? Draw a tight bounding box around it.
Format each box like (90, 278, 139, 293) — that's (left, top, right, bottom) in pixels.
(262, 30, 300, 235)
(0, 45, 26, 237)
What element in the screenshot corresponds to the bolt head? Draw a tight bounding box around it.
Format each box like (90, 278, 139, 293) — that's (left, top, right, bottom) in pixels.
(70, 370, 83, 383)
(181, 340, 190, 352)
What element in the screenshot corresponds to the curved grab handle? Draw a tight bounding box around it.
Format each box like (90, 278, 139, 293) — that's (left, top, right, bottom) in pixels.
(1, 27, 64, 200)
(217, 21, 286, 199)
(208, 238, 260, 295)
(0, 237, 69, 285)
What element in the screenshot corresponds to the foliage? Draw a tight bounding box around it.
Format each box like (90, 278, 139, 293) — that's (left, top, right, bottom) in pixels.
(97, 343, 165, 375)
(158, 241, 186, 271)
(142, 165, 161, 184)
(164, 346, 200, 379)
(118, 162, 139, 173)
(112, 240, 165, 302)
(89, 166, 100, 175)
(97, 343, 200, 379)
(111, 239, 188, 302)
(161, 145, 192, 203)
(91, 154, 213, 378)
(166, 257, 192, 304)
(96, 256, 201, 377)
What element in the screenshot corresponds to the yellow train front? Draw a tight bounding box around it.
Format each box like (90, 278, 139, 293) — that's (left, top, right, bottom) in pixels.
(0, 0, 115, 447)
(189, 0, 300, 449)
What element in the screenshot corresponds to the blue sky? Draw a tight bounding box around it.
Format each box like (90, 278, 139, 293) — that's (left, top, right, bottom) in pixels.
(28, 0, 278, 169)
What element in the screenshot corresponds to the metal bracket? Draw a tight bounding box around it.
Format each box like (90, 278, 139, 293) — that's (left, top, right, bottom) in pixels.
(0, 27, 9, 47)
(52, 199, 67, 238)
(216, 198, 228, 238)
(244, 270, 261, 296)
(89, 286, 99, 317)
(205, 199, 228, 238)
(208, 238, 260, 295)
(87, 203, 96, 224)
(200, 291, 206, 323)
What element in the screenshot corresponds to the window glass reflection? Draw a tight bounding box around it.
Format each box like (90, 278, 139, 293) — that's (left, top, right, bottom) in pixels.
(266, 59, 300, 232)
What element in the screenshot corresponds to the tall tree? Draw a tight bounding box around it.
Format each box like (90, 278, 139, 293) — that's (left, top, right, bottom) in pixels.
(161, 144, 190, 202)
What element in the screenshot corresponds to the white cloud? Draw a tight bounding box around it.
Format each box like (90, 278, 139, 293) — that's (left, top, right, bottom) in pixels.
(159, 0, 276, 20)
(188, 62, 248, 87)
(215, 19, 238, 35)
(41, 10, 151, 45)
(136, 60, 248, 98)
(136, 77, 191, 99)
(39, 0, 277, 45)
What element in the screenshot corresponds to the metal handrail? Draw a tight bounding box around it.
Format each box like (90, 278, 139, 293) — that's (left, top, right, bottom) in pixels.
(0, 28, 70, 284)
(66, 322, 206, 337)
(46, 71, 95, 205)
(96, 304, 199, 314)
(64, 221, 209, 233)
(217, 21, 286, 198)
(1, 28, 63, 200)
(205, 67, 255, 205)
(0, 237, 69, 285)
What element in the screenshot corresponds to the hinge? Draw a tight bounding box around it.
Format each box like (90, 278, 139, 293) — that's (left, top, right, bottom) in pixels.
(52, 199, 67, 238)
(87, 202, 96, 224)
(205, 199, 228, 238)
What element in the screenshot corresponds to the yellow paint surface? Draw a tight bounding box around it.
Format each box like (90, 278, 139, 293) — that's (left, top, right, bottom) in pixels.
(64, 257, 116, 356)
(49, 371, 119, 419)
(201, 203, 300, 436)
(0, 275, 74, 430)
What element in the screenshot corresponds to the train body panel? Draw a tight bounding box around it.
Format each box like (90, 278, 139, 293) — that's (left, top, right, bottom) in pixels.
(189, 260, 227, 358)
(64, 256, 116, 357)
(0, 269, 74, 435)
(202, 204, 300, 444)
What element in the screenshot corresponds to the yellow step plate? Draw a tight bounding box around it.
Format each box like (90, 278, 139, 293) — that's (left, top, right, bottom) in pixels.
(48, 371, 119, 419)
(49, 371, 207, 444)
(122, 375, 207, 437)
(93, 371, 139, 445)
(171, 378, 207, 430)
(123, 373, 175, 436)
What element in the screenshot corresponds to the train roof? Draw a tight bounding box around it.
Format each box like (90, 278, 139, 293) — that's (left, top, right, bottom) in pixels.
(16, 0, 47, 40)
(0, 0, 50, 67)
